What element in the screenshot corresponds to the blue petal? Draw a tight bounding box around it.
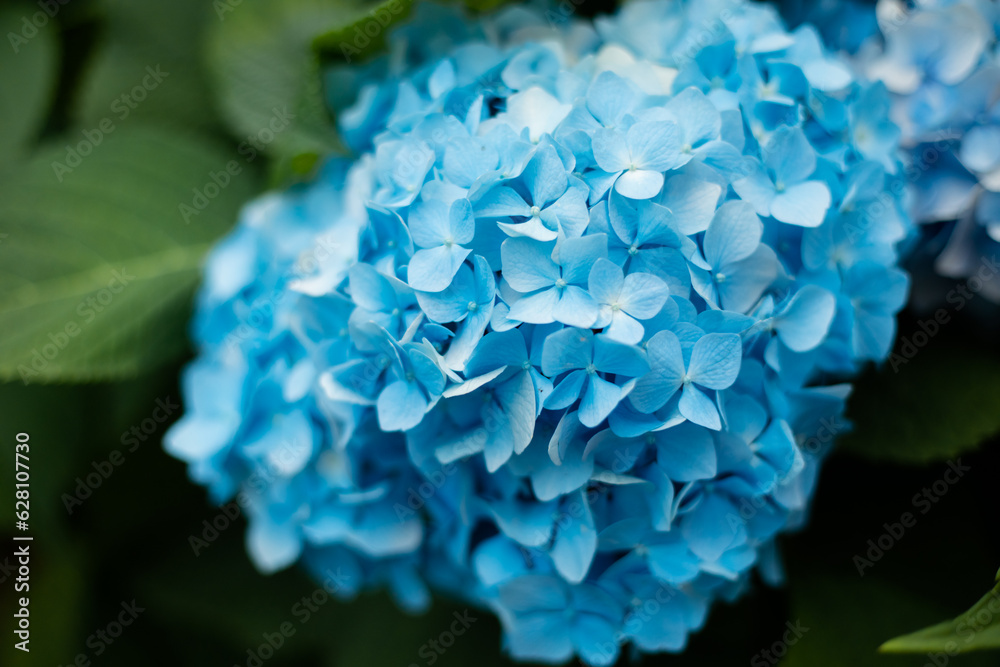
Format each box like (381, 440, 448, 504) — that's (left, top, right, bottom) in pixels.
(377, 379, 428, 431)
(765, 126, 817, 186)
(620, 271, 669, 319)
(655, 422, 717, 481)
(247, 517, 301, 574)
(495, 371, 537, 458)
(718, 245, 780, 313)
(665, 86, 720, 147)
(545, 369, 588, 411)
(775, 285, 836, 352)
(731, 161, 776, 217)
(680, 493, 740, 561)
(415, 262, 476, 321)
(592, 128, 631, 173)
(587, 71, 638, 126)
(572, 614, 621, 667)
(542, 327, 594, 376)
(630, 331, 685, 413)
(524, 141, 570, 206)
(770, 181, 831, 228)
(501, 237, 559, 292)
(659, 174, 721, 236)
(549, 492, 597, 583)
(491, 498, 557, 547)
(686, 333, 742, 389)
(628, 120, 683, 171)
(508, 287, 560, 324)
(348, 263, 397, 312)
(553, 286, 600, 328)
(533, 424, 594, 500)
(476, 185, 531, 218)
(466, 329, 529, 376)
(408, 198, 452, 248)
(557, 233, 609, 285)
(615, 169, 666, 200)
(408, 347, 446, 396)
(679, 384, 722, 430)
(588, 258, 625, 306)
(593, 335, 649, 377)
(645, 538, 700, 584)
(448, 198, 476, 244)
(579, 375, 623, 427)
(703, 200, 762, 269)
(407, 244, 472, 292)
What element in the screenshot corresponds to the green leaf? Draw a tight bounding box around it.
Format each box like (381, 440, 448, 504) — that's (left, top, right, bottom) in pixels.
(0, 5, 59, 160)
(839, 340, 1000, 464)
(881, 574, 1000, 654)
(206, 0, 359, 162)
(311, 0, 518, 62)
(780, 573, 1000, 667)
(75, 0, 218, 132)
(0, 125, 258, 383)
(311, 0, 413, 63)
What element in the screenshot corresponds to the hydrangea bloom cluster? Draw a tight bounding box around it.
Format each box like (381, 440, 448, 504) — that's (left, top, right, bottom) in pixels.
(849, 0, 1000, 304)
(167, 0, 911, 663)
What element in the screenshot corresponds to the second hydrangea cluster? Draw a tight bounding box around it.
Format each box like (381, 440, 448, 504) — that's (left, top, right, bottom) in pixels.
(167, 0, 911, 663)
(860, 0, 1000, 304)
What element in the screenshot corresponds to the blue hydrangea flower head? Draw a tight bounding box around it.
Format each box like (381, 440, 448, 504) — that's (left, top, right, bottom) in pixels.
(168, 0, 912, 663)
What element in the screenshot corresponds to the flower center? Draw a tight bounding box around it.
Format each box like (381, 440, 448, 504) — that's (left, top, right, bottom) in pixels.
(555, 278, 567, 289)
(628, 244, 639, 256)
(467, 300, 478, 312)
(530, 205, 541, 218)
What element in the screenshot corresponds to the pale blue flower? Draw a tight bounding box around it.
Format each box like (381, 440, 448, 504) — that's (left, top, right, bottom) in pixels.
(630, 330, 743, 429)
(733, 126, 832, 227)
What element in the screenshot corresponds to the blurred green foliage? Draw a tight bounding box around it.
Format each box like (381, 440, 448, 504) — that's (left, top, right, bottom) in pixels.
(0, 0, 998, 664)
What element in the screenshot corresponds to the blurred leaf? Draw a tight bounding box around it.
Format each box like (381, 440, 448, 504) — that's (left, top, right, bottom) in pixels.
(0, 4, 59, 161)
(311, 0, 413, 62)
(781, 574, 1000, 667)
(0, 125, 258, 383)
(206, 0, 357, 163)
(839, 341, 1000, 464)
(881, 573, 1000, 654)
(75, 0, 218, 131)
